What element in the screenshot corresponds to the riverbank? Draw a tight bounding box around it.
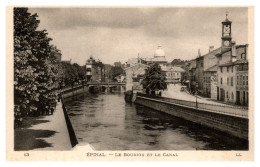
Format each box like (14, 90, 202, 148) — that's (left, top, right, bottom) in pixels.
(14, 102, 72, 151)
(135, 92, 248, 140)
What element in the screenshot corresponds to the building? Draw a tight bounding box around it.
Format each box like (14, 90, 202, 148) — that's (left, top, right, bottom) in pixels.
(126, 57, 147, 67)
(114, 61, 122, 67)
(215, 15, 249, 105)
(144, 46, 168, 67)
(125, 63, 149, 93)
(195, 47, 221, 95)
(61, 59, 71, 64)
(216, 43, 248, 105)
(104, 64, 113, 82)
(114, 74, 126, 83)
(204, 64, 218, 98)
(85, 56, 105, 82)
(164, 66, 185, 83)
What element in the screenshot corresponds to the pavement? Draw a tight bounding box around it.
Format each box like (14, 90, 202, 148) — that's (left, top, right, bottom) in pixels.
(29, 101, 72, 150)
(162, 84, 242, 107)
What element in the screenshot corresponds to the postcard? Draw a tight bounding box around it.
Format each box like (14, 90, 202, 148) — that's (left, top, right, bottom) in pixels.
(6, 6, 254, 161)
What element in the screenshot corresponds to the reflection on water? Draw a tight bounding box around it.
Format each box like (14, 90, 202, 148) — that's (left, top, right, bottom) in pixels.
(64, 93, 248, 150)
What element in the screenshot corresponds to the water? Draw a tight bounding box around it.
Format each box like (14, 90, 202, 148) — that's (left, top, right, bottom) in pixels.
(64, 92, 248, 150)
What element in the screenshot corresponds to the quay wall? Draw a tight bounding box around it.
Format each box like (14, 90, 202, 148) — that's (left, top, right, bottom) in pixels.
(135, 93, 248, 140)
(61, 85, 89, 98)
(59, 86, 86, 147)
(60, 97, 78, 147)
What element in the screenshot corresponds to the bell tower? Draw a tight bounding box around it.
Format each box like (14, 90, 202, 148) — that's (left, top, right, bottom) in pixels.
(221, 11, 232, 48)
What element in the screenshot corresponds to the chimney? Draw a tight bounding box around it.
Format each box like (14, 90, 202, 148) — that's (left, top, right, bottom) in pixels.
(198, 49, 201, 57)
(209, 46, 214, 53)
(245, 44, 249, 60)
(231, 41, 237, 62)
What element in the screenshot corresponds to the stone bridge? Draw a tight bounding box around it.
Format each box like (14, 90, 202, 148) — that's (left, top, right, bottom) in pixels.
(86, 82, 126, 93)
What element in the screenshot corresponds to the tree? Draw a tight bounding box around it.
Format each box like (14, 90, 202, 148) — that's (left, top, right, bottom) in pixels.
(110, 66, 124, 81)
(60, 62, 85, 86)
(72, 63, 85, 80)
(142, 63, 167, 95)
(14, 8, 62, 119)
(171, 59, 185, 66)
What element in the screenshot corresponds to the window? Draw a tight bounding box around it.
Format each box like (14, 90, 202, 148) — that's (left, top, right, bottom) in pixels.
(226, 91, 229, 98)
(246, 76, 248, 85)
(231, 66, 233, 73)
(232, 92, 234, 100)
(243, 76, 245, 85)
(201, 62, 204, 67)
(241, 53, 246, 59)
(244, 64, 248, 71)
(227, 67, 229, 72)
(240, 76, 243, 85)
(221, 78, 223, 84)
(220, 67, 223, 73)
(227, 77, 229, 85)
(231, 77, 233, 86)
(237, 76, 239, 85)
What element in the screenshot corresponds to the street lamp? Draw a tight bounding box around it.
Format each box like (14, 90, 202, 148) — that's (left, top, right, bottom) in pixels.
(195, 82, 198, 109)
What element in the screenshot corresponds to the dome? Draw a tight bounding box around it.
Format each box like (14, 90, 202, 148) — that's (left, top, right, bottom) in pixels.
(154, 46, 165, 57)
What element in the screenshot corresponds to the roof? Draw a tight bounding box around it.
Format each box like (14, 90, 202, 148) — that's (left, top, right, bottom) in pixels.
(234, 59, 248, 65)
(204, 64, 218, 72)
(219, 62, 233, 67)
(165, 66, 185, 72)
(124, 63, 149, 70)
(219, 59, 248, 67)
(196, 47, 222, 60)
(222, 18, 232, 23)
(216, 45, 248, 56)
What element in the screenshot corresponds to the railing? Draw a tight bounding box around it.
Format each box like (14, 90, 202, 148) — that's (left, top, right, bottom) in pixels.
(136, 93, 248, 118)
(87, 81, 125, 85)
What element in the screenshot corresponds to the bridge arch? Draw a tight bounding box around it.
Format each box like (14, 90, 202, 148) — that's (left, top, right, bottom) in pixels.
(89, 85, 100, 94)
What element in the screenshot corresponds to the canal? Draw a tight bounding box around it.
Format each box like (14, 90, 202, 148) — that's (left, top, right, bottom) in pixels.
(64, 92, 248, 150)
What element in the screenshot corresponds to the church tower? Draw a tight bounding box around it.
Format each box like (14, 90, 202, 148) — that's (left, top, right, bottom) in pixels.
(221, 12, 232, 48)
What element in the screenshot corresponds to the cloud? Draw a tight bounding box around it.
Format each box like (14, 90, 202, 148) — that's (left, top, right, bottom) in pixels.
(28, 7, 248, 65)
(30, 8, 159, 30)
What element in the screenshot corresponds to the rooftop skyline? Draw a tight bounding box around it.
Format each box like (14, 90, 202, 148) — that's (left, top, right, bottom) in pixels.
(29, 7, 248, 65)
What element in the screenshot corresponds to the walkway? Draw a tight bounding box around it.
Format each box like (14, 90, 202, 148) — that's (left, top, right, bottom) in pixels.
(29, 102, 72, 150)
(162, 84, 247, 109)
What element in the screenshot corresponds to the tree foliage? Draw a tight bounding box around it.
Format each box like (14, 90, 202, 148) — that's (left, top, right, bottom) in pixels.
(14, 8, 63, 119)
(60, 62, 85, 85)
(110, 66, 124, 80)
(142, 63, 167, 93)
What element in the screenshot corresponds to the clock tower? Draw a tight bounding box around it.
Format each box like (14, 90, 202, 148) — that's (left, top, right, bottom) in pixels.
(221, 12, 232, 48)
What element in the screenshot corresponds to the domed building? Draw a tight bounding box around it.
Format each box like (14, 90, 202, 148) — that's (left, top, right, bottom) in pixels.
(154, 46, 166, 58)
(145, 46, 167, 65)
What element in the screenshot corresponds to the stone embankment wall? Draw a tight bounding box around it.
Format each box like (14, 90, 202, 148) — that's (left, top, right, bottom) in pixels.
(61, 85, 89, 98)
(135, 93, 248, 140)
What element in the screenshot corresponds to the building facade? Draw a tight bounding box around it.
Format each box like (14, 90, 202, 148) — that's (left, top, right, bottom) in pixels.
(164, 66, 185, 83)
(216, 44, 248, 105)
(203, 65, 217, 98)
(195, 47, 221, 95)
(125, 63, 149, 93)
(215, 15, 249, 105)
(85, 56, 105, 82)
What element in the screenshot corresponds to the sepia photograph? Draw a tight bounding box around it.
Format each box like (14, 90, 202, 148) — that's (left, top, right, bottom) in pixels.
(6, 5, 254, 161)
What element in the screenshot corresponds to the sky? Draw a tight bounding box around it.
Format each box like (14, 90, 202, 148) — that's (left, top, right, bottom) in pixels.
(29, 7, 248, 66)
